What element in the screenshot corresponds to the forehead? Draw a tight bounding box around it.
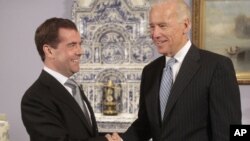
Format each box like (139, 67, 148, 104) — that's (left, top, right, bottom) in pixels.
(149, 3, 176, 23)
(58, 28, 80, 41)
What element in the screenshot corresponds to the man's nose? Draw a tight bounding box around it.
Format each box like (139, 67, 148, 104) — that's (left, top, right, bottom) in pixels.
(151, 26, 161, 39)
(76, 45, 83, 56)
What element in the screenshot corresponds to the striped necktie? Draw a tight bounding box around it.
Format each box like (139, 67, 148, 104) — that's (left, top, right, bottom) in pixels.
(160, 58, 176, 120)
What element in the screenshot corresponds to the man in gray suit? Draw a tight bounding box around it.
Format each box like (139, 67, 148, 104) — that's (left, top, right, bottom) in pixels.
(112, 0, 242, 141)
(21, 17, 114, 141)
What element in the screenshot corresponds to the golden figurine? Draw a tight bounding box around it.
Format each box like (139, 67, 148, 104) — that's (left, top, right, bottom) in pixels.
(103, 80, 118, 115)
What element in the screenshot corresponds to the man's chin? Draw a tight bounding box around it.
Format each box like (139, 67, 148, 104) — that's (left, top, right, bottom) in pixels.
(70, 68, 80, 75)
(156, 46, 171, 54)
(157, 49, 167, 54)
(73, 69, 80, 74)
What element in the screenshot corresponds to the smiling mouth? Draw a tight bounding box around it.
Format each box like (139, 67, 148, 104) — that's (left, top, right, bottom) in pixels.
(72, 59, 80, 63)
(155, 40, 167, 46)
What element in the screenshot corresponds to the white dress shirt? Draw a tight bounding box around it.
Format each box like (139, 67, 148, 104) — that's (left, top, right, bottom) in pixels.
(43, 66, 73, 95)
(43, 66, 92, 124)
(165, 40, 191, 82)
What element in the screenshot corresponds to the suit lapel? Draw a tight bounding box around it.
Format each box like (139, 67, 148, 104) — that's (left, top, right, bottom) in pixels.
(39, 71, 94, 135)
(162, 45, 201, 121)
(79, 88, 99, 135)
(145, 56, 165, 127)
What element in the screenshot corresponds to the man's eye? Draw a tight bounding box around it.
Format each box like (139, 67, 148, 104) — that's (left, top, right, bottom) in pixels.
(159, 24, 167, 28)
(149, 25, 154, 30)
(68, 43, 76, 47)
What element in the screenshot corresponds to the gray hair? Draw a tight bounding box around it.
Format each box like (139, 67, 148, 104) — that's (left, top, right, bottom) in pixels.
(149, 0, 191, 22)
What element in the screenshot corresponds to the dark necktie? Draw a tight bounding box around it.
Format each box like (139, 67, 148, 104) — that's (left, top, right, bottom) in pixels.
(160, 58, 176, 120)
(65, 78, 92, 126)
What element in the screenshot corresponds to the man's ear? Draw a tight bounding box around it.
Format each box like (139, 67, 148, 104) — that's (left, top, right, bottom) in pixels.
(183, 18, 191, 34)
(43, 44, 54, 59)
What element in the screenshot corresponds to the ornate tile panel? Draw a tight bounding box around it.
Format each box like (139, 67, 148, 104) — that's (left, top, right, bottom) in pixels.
(72, 0, 154, 132)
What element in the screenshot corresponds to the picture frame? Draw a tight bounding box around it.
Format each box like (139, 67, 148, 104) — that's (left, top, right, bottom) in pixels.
(192, 0, 250, 84)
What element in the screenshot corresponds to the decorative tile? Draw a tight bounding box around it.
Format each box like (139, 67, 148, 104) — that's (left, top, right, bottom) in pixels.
(72, 0, 154, 133)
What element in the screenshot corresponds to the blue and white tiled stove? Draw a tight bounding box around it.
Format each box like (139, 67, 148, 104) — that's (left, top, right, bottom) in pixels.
(72, 0, 156, 133)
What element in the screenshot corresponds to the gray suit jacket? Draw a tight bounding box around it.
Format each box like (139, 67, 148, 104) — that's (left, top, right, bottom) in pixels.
(21, 70, 107, 141)
(123, 45, 241, 141)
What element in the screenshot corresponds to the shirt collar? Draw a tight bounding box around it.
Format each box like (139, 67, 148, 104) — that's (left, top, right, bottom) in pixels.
(165, 40, 191, 63)
(43, 66, 68, 85)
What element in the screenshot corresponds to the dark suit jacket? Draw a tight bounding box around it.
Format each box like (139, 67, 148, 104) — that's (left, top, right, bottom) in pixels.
(21, 70, 107, 141)
(122, 45, 242, 141)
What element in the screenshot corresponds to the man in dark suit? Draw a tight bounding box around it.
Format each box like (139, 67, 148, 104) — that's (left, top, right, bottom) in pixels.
(114, 0, 242, 141)
(21, 17, 113, 141)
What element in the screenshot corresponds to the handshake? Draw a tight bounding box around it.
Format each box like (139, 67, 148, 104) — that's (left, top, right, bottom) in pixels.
(105, 132, 122, 141)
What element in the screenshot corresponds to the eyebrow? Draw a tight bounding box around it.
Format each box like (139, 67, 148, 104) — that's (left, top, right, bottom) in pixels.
(67, 41, 82, 45)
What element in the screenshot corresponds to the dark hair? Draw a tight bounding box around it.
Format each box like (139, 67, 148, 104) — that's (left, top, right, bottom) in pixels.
(35, 17, 78, 61)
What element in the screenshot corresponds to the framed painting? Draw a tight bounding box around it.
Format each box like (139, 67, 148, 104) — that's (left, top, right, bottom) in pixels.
(192, 0, 250, 84)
